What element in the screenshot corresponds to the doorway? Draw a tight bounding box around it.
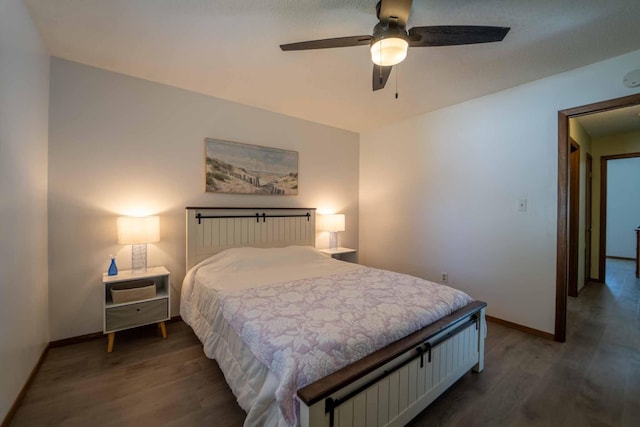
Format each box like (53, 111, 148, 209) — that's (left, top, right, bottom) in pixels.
(556, 93, 640, 342)
(600, 153, 640, 280)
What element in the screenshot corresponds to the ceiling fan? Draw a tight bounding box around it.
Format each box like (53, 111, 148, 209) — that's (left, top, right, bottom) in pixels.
(280, 0, 510, 91)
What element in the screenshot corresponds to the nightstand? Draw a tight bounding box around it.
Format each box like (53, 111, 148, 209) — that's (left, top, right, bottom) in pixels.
(318, 247, 357, 262)
(102, 266, 170, 352)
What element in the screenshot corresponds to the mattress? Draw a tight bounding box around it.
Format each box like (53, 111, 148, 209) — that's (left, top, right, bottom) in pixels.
(180, 246, 473, 426)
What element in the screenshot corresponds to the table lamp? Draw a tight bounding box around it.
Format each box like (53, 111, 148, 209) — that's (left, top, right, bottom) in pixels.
(319, 214, 345, 249)
(117, 216, 160, 272)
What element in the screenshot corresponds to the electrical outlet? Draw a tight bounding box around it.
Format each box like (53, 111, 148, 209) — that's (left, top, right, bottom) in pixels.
(441, 272, 448, 283)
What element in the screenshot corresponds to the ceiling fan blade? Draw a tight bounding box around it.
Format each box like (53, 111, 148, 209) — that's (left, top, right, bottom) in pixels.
(280, 35, 372, 51)
(408, 26, 510, 47)
(373, 64, 393, 91)
(377, 0, 413, 27)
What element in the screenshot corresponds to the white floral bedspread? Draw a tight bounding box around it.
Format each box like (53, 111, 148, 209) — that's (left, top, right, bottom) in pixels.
(218, 266, 473, 426)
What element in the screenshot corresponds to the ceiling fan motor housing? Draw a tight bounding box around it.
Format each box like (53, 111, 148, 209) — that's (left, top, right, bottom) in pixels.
(370, 22, 409, 66)
(371, 22, 409, 45)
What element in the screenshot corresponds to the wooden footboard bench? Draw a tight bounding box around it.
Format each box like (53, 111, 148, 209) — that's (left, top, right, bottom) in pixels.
(298, 301, 487, 427)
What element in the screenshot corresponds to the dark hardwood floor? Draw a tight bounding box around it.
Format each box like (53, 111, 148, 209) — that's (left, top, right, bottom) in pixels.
(409, 258, 640, 427)
(9, 259, 639, 426)
(9, 322, 247, 427)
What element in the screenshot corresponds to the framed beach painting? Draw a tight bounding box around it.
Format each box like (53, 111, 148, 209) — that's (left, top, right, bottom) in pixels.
(204, 138, 298, 195)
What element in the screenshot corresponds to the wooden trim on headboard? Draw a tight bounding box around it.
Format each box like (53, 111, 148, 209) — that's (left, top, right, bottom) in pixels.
(185, 206, 316, 210)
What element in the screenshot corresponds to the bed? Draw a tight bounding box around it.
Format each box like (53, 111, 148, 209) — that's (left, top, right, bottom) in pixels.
(181, 207, 486, 427)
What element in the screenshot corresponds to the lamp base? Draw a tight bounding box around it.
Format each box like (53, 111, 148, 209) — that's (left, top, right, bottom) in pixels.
(131, 243, 148, 272)
(329, 232, 338, 250)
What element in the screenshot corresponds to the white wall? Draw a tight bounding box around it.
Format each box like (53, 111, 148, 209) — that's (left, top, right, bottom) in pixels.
(607, 157, 640, 258)
(360, 49, 640, 334)
(0, 0, 50, 421)
(48, 58, 359, 340)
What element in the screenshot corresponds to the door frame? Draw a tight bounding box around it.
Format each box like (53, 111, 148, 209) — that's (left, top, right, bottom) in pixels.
(556, 93, 640, 342)
(568, 139, 580, 297)
(585, 152, 593, 285)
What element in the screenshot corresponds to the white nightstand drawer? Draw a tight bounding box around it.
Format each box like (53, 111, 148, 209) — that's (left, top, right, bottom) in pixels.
(105, 298, 168, 332)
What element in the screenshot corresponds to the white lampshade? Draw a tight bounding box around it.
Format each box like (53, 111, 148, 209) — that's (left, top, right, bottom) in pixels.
(370, 37, 408, 66)
(117, 216, 160, 244)
(319, 214, 345, 232)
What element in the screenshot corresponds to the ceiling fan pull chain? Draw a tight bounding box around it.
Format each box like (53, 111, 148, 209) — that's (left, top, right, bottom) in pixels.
(395, 66, 399, 99)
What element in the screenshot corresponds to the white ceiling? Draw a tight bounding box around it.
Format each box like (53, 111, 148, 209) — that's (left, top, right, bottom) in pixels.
(575, 104, 640, 138)
(24, 0, 640, 132)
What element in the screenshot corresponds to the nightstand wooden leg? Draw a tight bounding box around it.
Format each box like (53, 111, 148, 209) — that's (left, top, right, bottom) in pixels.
(107, 332, 115, 353)
(158, 321, 167, 339)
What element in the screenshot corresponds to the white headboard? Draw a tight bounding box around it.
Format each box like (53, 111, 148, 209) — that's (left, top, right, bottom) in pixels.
(186, 207, 316, 270)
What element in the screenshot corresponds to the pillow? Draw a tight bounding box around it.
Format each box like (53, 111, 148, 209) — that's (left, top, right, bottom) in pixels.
(212, 246, 329, 271)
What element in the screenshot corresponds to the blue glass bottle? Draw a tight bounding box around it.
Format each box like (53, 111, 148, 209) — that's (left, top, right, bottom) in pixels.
(108, 255, 118, 276)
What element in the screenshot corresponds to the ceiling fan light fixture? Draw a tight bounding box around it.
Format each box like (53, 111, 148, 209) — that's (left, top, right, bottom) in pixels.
(370, 36, 408, 66)
(279, 0, 511, 92)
